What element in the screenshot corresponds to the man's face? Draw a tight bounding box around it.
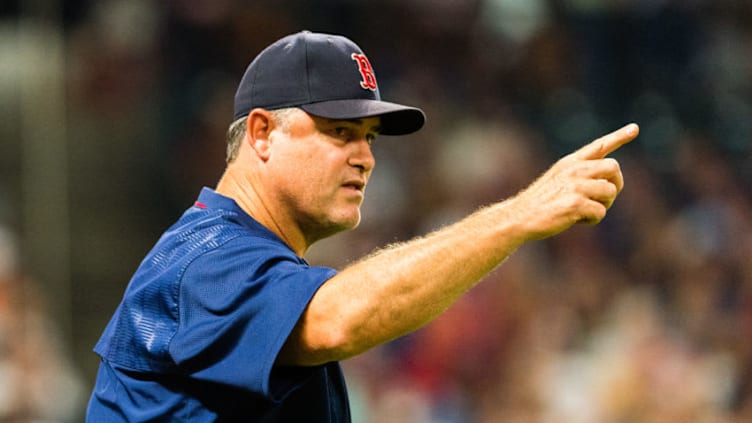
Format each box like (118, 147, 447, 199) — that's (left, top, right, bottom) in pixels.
(267, 110, 380, 243)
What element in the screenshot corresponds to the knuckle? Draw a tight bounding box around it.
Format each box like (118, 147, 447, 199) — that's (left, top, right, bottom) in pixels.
(605, 157, 620, 171)
(566, 193, 587, 210)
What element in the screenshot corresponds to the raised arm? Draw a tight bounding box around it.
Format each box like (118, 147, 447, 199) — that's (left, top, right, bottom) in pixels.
(278, 123, 639, 366)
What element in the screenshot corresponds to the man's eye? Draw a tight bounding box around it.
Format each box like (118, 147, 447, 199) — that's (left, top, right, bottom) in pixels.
(334, 127, 349, 138)
(366, 134, 376, 145)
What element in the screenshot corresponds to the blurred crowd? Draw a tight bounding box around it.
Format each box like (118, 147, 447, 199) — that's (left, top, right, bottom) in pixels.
(2, 0, 752, 421)
(0, 228, 84, 421)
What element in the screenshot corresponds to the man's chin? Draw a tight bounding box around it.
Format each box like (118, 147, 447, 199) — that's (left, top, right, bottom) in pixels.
(307, 212, 362, 243)
(332, 213, 362, 233)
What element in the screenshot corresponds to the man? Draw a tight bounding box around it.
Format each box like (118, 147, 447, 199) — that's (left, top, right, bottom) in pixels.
(86, 31, 639, 422)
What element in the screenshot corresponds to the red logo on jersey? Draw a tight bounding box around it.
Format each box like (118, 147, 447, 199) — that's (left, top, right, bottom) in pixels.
(351, 53, 378, 91)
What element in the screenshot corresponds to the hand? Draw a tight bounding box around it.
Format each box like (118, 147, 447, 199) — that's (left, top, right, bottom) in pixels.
(509, 123, 639, 239)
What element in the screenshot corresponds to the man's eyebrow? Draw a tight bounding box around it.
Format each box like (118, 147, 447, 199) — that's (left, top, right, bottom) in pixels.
(325, 117, 382, 133)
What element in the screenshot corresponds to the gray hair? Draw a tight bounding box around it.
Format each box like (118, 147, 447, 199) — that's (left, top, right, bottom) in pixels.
(225, 107, 304, 163)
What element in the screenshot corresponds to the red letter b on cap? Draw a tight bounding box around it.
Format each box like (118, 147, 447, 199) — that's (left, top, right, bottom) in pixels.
(351, 53, 378, 91)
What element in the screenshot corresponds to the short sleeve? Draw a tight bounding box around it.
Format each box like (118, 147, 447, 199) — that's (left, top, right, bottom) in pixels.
(167, 236, 337, 400)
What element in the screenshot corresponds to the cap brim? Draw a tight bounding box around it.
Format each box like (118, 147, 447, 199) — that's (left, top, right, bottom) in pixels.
(300, 99, 425, 136)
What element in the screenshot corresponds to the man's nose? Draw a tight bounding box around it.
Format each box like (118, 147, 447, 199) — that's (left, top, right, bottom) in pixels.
(349, 139, 375, 173)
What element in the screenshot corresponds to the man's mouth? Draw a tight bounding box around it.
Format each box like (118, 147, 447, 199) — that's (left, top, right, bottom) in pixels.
(342, 180, 365, 192)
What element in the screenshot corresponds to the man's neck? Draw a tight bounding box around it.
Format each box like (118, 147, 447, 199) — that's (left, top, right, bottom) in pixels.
(215, 167, 309, 257)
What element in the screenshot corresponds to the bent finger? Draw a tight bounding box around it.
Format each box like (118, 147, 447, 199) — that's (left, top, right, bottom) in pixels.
(585, 158, 624, 193)
(576, 200, 609, 225)
(580, 178, 619, 206)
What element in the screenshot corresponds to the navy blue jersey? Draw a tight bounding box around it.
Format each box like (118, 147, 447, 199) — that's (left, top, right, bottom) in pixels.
(87, 188, 350, 422)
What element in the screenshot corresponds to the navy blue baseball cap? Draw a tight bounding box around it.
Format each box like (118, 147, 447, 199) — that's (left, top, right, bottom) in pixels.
(233, 31, 425, 136)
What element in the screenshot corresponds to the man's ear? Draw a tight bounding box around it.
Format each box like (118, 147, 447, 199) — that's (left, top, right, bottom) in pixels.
(246, 109, 274, 161)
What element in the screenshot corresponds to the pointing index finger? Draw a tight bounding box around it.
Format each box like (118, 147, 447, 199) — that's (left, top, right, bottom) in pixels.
(575, 123, 640, 160)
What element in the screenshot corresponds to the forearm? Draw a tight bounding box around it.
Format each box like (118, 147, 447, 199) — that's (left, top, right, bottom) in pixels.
(279, 198, 530, 365)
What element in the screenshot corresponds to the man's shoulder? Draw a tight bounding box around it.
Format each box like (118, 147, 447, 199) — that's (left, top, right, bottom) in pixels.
(166, 198, 287, 249)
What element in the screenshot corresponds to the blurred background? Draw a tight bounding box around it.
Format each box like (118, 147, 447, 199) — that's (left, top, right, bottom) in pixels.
(1, 0, 752, 421)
